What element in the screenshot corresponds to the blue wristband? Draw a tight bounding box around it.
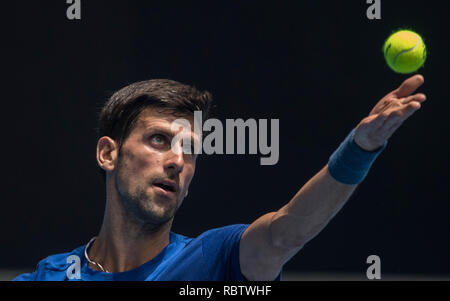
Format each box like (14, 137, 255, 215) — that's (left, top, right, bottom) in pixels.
(328, 128, 387, 185)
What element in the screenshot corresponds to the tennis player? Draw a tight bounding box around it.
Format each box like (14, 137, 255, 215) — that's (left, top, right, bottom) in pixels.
(14, 75, 426, 280)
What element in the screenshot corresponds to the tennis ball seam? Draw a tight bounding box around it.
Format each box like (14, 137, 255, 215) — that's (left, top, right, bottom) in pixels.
(392, 33, 421, 69)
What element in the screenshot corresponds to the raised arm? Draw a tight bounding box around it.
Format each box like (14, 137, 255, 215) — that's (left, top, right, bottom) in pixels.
(240, 75, 427, 281)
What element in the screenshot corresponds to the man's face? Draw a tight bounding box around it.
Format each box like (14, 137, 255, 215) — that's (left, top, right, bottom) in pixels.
(113, 108, 198, 227)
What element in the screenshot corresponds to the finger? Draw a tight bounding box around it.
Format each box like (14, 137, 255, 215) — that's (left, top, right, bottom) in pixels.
(379, 103, 420, 139)
(394, 74, 425, 98)
(400, 93, 427, 105)
(401, 101, 422, 119)
(382, 101, 421, 128)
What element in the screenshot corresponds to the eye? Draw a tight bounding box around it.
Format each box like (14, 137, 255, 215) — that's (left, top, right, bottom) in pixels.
(150, 134, 168, 146)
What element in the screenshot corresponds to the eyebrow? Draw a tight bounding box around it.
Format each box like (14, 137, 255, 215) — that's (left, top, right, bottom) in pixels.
(144, 124, 176, 136)
(143, 123, 201, 143)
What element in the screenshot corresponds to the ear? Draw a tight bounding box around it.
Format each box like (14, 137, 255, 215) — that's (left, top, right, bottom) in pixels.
(97, 136, 119, 173)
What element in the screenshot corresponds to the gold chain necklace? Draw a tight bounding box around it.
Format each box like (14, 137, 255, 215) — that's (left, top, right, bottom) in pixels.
(84, 237, 110, 273)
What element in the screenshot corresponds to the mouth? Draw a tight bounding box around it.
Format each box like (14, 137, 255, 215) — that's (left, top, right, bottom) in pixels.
(153, 179, 177, 195)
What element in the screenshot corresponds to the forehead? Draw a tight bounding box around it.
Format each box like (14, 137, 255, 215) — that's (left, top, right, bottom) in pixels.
(134, 108, 195, 134)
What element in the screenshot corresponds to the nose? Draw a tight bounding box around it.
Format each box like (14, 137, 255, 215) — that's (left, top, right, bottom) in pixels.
(164, 143, 184, 174)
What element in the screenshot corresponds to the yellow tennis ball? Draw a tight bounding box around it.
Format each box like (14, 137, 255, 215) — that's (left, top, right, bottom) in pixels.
(383, 29, 427, 74)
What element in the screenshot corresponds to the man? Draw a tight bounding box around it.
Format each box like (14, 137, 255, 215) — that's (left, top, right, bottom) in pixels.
(14, 75, 427, 281)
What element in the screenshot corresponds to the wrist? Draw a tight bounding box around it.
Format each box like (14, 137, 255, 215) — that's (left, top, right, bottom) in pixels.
(328, 128, 387, 185)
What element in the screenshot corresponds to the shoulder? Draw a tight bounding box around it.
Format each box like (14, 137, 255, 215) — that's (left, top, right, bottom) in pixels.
(194, 224, 250, 280)
(197, 224, 250, 240)
(13, 245, 86, 281)
(203, 224, 250, 280)
(192, 224, 249, 251)
(157, 224, 250, 280)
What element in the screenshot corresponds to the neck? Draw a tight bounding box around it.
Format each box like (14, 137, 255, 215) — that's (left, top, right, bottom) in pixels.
(88, 192, 173, 273)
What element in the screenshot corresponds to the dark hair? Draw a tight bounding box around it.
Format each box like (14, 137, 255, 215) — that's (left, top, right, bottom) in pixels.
(97, 79, 213, 179)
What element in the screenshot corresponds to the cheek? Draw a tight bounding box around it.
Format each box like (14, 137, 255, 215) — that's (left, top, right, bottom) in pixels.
(118, 148, 162, 183)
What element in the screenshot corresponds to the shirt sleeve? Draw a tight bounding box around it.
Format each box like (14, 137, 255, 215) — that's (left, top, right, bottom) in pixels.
(201, 224, 282, 281)
(228, 224, 282, 281)
(226, 224, 249, 281)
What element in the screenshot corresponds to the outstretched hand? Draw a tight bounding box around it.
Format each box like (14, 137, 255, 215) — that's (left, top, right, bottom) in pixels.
(354, 74, 427, 151)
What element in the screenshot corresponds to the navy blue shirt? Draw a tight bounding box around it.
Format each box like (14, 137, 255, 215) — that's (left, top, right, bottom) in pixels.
(14, 224, 277, 281)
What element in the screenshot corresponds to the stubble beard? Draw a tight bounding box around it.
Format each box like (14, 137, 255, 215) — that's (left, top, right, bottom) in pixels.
(114, 165, 180, 234)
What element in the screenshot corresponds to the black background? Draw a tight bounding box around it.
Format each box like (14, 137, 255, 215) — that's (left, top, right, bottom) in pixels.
(2, 1, 449, 277)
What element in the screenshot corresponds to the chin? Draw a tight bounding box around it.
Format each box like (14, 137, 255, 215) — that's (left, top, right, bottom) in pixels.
(119, 192, 173, 228)
(141, 199, 178, 226)
(148, 207, 174, 223)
